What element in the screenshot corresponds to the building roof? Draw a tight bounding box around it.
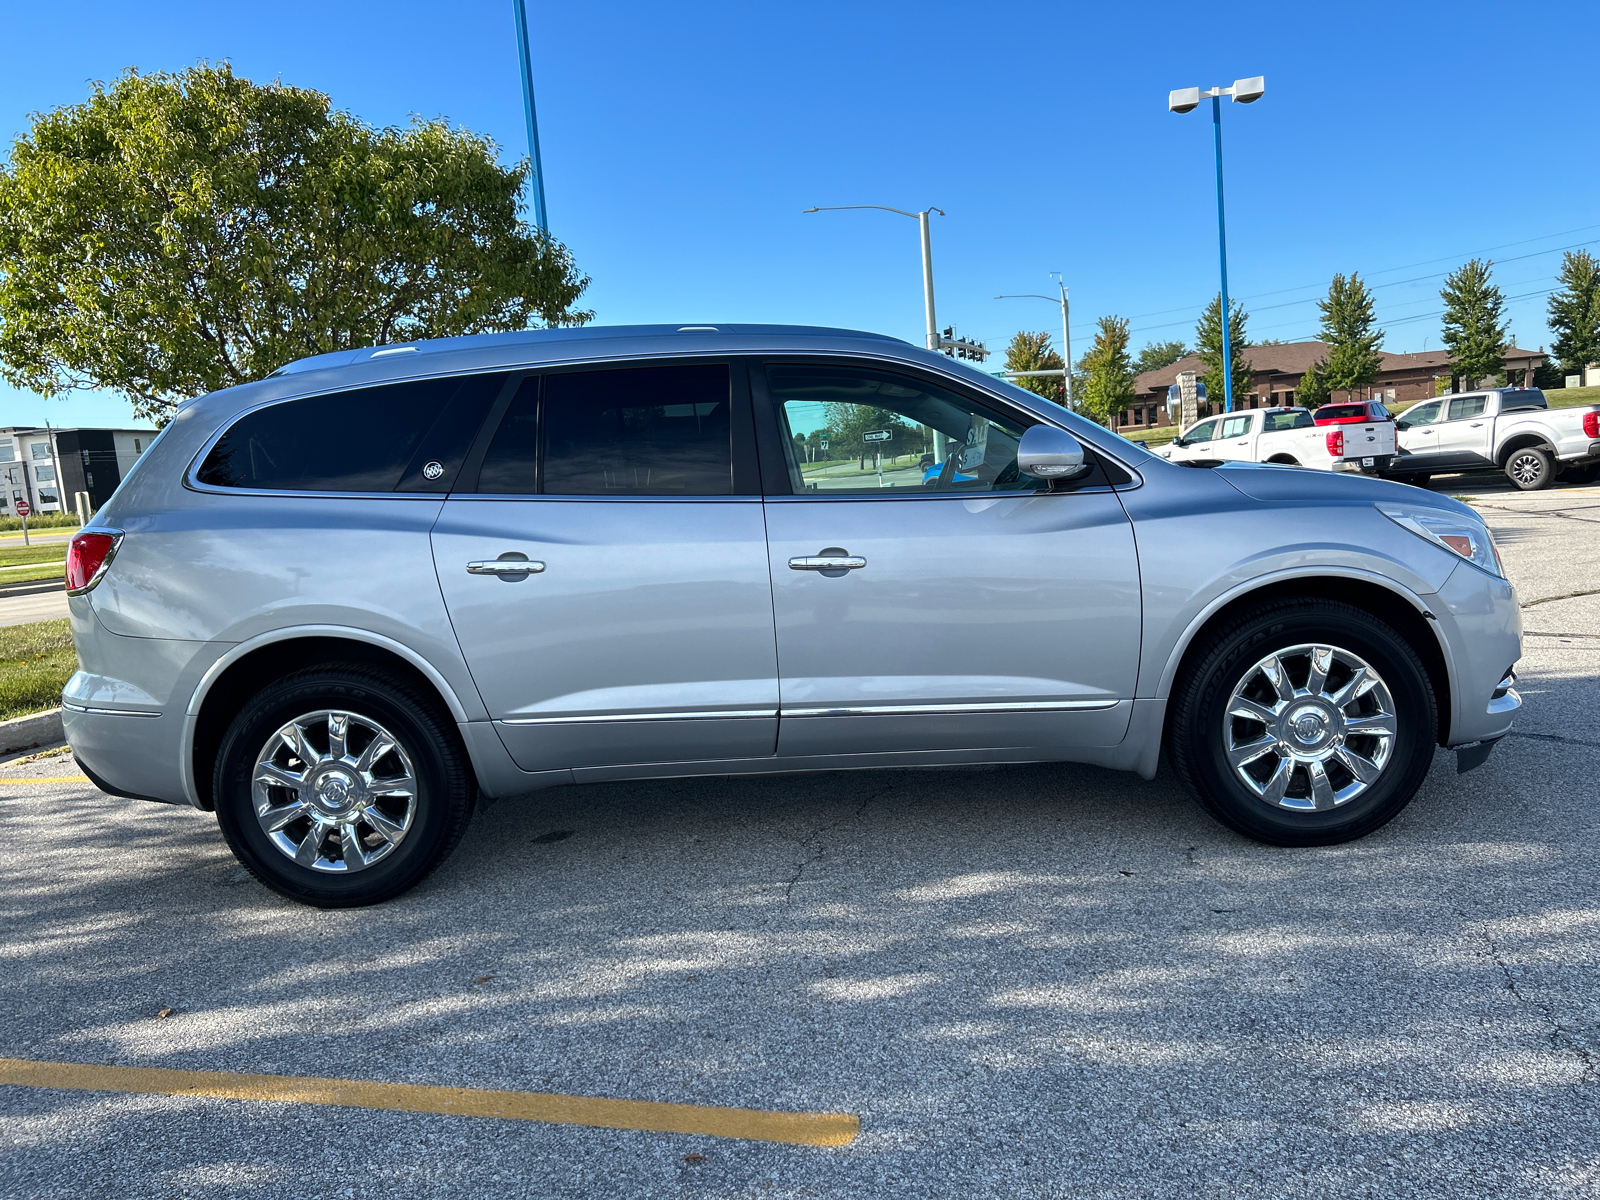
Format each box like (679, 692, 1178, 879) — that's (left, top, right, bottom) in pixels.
(1134, 340, 1546, 393)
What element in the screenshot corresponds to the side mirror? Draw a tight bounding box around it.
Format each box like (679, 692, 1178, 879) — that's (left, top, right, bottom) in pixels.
(1172, 436, 1187, 448)
(1018, 425, 1089, 479)
(1396, 420, 1411, 431)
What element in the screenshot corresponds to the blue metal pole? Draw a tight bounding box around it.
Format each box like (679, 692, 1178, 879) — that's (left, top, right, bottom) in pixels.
(1211, 92, 1233, 413)
(512, 0, 549, 233)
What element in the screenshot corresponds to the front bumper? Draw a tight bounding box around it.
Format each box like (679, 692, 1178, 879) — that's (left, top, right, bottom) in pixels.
(1430, 563, 1522, 748)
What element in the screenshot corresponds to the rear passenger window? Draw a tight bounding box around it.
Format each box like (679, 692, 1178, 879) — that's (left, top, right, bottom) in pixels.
(1219, 416, 1250, 438)
(477, 365, 733, 495)
(196, 374, 504, 493)
(1447, 395, 1487, 421)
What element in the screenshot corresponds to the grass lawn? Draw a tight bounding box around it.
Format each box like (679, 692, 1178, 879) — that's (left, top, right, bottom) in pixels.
(1117, 425, 1180, 448)
(0, 564, 66, 584)
(0, 513, 79, 534)
(0, 618, 75, 722)
(0, 545, 68, 568)
(1548, 385, 1600, 408)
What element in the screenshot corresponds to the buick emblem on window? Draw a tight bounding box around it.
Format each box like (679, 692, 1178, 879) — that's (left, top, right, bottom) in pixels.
(422, 461, 444, 480)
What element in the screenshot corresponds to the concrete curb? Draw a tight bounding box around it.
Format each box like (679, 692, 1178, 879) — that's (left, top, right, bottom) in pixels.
(0, 708, 65, 758)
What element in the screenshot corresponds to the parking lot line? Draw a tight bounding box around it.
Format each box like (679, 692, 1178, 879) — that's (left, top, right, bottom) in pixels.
(0, 1057, 860, 1146)
(0, 777, 88, 784)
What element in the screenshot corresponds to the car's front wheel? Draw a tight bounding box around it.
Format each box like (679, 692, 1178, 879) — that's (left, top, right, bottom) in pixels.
(1167, 599, 1438, 846)
(213, 664, 475, 907)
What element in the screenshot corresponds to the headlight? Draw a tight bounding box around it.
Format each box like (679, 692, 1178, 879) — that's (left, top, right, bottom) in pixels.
(1377, 502, 1503, 577)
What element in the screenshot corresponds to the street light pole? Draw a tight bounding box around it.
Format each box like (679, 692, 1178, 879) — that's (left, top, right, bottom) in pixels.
(804, 205, 945, 351)
(512, 0, 549, 233)
(1168, 76, 1264, 414)
(995, 283, 1076, 410)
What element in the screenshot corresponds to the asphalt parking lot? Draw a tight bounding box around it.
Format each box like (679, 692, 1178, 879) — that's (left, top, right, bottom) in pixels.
(2, 479, 1598, 1199)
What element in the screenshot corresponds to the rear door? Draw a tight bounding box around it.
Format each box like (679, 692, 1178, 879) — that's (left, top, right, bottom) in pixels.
(1433, 394, 1493, 466)
(755, 360, 1141, 758)
(431, 362, 779, 771)
(1214, 413, 1255, 461)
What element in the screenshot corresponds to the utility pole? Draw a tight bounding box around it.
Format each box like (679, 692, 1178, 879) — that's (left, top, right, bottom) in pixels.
(512, 0, 549, 233)
(804, 205, 945, 351)
(996, 281, 1076, 410)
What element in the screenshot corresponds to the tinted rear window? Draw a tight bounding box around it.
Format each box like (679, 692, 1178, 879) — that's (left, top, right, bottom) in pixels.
(197, 374, 503, 492)
(476, 364, 733, 495)
(1317, 404, 1365, 421)
(1264, 411, 1313, 431)
(1500, 388, 1547, 410)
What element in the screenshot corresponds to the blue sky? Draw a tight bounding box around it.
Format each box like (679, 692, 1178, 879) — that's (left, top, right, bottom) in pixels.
(3, 0, 1597, 429)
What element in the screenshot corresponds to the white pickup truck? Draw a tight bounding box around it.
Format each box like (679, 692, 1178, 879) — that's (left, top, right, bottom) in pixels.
(1160, 406, 1396, 473)
(1386, 387, 1600, 490)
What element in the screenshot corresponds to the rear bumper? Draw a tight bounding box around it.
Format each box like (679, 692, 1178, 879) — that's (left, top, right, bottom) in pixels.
(62, 704, 190, 805)
(1333, 454, 1394, 474)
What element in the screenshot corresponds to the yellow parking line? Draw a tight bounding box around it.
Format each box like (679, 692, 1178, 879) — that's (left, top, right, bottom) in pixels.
(0, 1058, 859, 1146)
(0, 777, 89, 784)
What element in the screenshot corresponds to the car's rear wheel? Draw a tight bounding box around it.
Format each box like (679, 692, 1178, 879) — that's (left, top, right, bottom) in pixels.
(1505, 446, 1554, 490)
(1167, 599, 1437, 846)
(213, 664, 475, 907)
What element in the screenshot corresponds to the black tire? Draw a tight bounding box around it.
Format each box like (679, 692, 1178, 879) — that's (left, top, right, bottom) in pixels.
(1504, 446, 1554, 491)
(213, 663, 475, 907)
(1560, 462, 1600, 486)
(1166, 598, 1438, 847)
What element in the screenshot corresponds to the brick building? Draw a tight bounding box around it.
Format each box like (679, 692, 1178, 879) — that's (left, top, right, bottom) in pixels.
(0, 426, 156, 517)
(1115, 341, 1547, 432)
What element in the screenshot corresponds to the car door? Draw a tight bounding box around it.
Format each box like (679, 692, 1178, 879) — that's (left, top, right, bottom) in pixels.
(1214, 413, 1255, 461)
(756, 360, 1141, 758)
(1171, 418, 1218, 462)
(1396, 399, 1445, 469)
(1432, 394, 1493, 466)
(431, 362, 779, 772)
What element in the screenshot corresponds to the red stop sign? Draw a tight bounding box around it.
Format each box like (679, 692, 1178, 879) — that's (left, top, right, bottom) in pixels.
(14, 500, 30, 517)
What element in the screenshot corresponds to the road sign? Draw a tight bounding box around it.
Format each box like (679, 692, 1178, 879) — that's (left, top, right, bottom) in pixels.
(862, 429, 892, 443)
(14, 500, 29, 518)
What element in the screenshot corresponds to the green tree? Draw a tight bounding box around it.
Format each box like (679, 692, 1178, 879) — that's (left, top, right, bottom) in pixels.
(1296, 359, 1331, 408)
(1079, 316, 1135, 426)
(1195, 295, 1252, 407)
(1318, 272, 1384, 398)
(0, 64, 592, 424)
(823, 403, 913, 468)
(1132, 339, 1187, 375)
(1003, 330, 1065, 403)
(1546, 250, 1600, 375)
(1440, 259, 1507, 389)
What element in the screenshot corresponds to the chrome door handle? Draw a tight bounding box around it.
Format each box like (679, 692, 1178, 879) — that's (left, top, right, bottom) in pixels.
(467, 559, 546, 575)
(1470, 422, 1484, 427)
(789, 554, 866, 571)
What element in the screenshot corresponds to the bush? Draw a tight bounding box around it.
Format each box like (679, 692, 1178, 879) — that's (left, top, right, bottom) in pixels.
(0, 511, 79, 532)
(0, 618, 74, 721)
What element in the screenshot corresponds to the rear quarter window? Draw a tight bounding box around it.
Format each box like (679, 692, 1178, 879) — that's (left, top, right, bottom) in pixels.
(195, 373, 504, 493)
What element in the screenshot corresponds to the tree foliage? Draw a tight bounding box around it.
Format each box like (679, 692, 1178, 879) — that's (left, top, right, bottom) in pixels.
(1003, 330, 1065, 403)
(1547, 249, 1600, 374)
(1079, 316, 1134, 426)
(1132, 339, 1187, 375)
(0, 63, 592, 423)
(1296, 359, 1331, 408)
(1195, 295, 1252, 406)
(1440, 259, 1507, 389)
(1317, 272, 1384, 397)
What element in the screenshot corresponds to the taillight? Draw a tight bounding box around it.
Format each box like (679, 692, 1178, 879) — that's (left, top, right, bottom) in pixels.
(1584, 411, 1599, 438)
(1326, 430, 1344, 457)
(65, 530, 122, 595)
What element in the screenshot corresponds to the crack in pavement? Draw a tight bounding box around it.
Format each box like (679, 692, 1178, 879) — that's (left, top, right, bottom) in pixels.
(782, 778, 899, 902)
(1507, 730, 1600, 750)
(1521, 587, 1600, 609)
(1471, 920, 1599, 1089)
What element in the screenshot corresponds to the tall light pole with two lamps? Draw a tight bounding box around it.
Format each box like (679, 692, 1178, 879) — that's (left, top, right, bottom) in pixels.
(996, 275, 1075, 410)
(1167, 75, 1264, 414)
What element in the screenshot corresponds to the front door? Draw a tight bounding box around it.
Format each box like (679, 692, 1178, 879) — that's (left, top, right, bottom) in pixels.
(433, 363, 779, 772)
(1396, 399, 1446, 470)
(757, 362, 1141, 758)
(1214, 413, 1255, 461)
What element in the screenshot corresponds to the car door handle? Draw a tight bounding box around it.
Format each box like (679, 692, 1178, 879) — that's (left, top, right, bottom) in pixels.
(466, 559, 546, 575)
(1470, 422, 1484, 428)
(789, 554, 866, 571)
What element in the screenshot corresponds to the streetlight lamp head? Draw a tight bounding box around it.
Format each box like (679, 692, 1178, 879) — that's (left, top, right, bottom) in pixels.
(1168, 87, 1201, 114)
(802, 207, 819, 213)
(1230, 76, 1265, 103)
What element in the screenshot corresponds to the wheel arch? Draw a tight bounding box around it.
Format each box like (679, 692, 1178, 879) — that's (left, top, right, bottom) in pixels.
(1157, 573, 1454, 748)
(1265, 454, 1300, 465)
(182, 627, 475, 811)
(1496, 433, 1555, 468)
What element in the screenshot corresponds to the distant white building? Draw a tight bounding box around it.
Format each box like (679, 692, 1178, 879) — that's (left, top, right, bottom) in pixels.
(0, 426, 158, 516)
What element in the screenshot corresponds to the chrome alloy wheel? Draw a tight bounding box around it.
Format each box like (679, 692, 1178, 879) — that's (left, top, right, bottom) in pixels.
(1223, 644, 1398, 812)
(251, 710, 418, 872)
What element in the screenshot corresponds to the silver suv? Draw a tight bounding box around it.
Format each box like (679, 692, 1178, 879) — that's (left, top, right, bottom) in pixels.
(62, 325, 1523, 906)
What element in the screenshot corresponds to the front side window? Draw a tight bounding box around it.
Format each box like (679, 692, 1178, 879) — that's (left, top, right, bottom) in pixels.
(767, 365, 1056, 494)
(196, 373, 505, 493)
(1403, 401, 1441, 427)
(477, 364, 734, 496)
(1447, 395, 1487, 421)
(1185, 419, 1218, 443)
